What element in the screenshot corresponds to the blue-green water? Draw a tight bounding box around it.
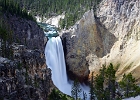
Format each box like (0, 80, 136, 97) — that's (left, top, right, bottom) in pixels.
(38, 22, 59, 37)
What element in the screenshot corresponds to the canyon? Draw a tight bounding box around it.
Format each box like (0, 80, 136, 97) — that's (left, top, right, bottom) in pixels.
(61, 0, 140, 84)
(1, 0, 140, 99)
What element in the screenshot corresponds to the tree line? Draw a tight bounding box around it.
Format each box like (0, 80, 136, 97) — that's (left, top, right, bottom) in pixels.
(89, 63, 140, 100)
(10, 0, 102, 29)
(0, 0, 35, 21)
(0, 0, 36, 58)
(0, 17, 13, 59)
(0, 0, 35, 58)
(48, 63, 140, 100)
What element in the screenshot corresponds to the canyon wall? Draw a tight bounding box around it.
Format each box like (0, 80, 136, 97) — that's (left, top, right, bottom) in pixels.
(62, 0, 140, 83)
(0, 14, 53, 99)
(3, 14, 45, 51)
(96, 0, 140, 82)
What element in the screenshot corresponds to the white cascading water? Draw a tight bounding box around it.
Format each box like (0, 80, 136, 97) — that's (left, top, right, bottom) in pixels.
(45, 36, 71, 95)
(45, 36, 90, 99)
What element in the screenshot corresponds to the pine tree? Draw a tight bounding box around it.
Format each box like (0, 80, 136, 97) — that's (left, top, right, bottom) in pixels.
(71, 79, 82, 100)
(49, 89, 61, 100)
(105, 63, 116, 100)
(119, 73, 140, 98)
(83, 91, 87, 100)
(7, 0, 102, 27)
(94, 65, 106, 100)
(0, 17, 13, 58)
(89, 72, 95, 100)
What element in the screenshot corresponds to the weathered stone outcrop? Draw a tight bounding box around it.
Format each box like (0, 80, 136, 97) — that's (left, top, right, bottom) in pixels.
(95, 0, 140, 83)
(62, 0, 140, 83)
(0, 14, 53, 99)
(0, 44, 53, 100)
(62, 9, 116, 82)
(3, 14, 44, 51)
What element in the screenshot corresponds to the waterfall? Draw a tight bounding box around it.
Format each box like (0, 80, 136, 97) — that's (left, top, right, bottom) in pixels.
(45, 36, 71, 95)
(41, 22, 89, 99)
(45, 36, 90, 99)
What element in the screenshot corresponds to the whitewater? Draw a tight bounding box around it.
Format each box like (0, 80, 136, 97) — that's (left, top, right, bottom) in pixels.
(45, 36, 90, 99)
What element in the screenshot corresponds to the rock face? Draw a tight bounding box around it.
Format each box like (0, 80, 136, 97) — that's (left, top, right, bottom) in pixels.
(96, 0, 140, 82)
(62, 0, 140, 83)
(4, 14, 44, 51)
(0, 14, 53, 99)
(0, 44, 53, 100)
(36, 13, 65, 28)
(62, 9, 116, 82)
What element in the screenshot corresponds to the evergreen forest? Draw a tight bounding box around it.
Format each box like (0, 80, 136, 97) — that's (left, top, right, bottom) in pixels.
(48, 63, 140, 100)
(0, 0, 35, 58)
(11, 0, 102, 29)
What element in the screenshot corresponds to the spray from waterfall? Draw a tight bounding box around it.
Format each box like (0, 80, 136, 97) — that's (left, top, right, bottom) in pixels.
(45, 36, 90, 99)
(45, 37, 72, 95)
(39, 22, 89, 99)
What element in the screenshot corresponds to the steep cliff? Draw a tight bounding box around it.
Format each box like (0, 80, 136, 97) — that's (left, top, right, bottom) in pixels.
(0, 13, 53, 99)
(62, 0, 140, 83)
(3, 14, 44, 51)
(62, 9, 116, 82)
(0, 45, 53, 100)
(96, 0, 140, 83)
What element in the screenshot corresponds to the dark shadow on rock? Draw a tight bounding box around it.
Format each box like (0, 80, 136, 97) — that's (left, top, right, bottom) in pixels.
(61, 32, 89, 84)
(95, 16, 117, 56)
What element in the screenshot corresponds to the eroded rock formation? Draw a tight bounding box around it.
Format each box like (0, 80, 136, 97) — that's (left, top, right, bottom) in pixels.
(0, 44, 53, 100)
(62, 0, 140, 83)
(96, 0, 140, 83)
(3, 14, 44, 51)
(62, 9, 116, 82)
(0, 14, 53, 99)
